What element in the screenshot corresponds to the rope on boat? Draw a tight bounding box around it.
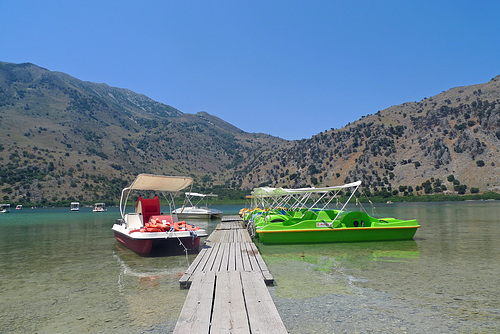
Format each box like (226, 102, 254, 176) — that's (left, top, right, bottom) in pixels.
(247, 221, 256, 238)
(165, 226, 190, 266)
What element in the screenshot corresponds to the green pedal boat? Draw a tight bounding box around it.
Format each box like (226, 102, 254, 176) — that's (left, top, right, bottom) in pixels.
(246, 181, 420, 244)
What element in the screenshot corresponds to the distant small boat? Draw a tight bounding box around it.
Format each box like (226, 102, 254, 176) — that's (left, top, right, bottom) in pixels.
(71, 202, 80, 211)
(0, 204, 10, 213)
(15, 205, 23, 210)
(173, 192, 222, 219)
(93, 203, 106, 212)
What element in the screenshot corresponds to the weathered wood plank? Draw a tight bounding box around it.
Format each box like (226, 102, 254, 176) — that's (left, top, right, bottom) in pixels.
(243, 229, 252, 242)
(174, 271, 216, 334)
(211, 271, 250, 334)
(248, 242, 274, 284)
(220, 215, 243, 222)
(241, 271, 287, 334)
(207, 230, 221, 242)
(240, 242, 252, 271)
(228, 243, 237, 271)
(219, 242, 230, 271)
(235, 242, 244, 271)
(210, 242, 224, 272)
(179, 245, 212, 288)
(242, 241, 258, 272)
(203, 242, 222, 272)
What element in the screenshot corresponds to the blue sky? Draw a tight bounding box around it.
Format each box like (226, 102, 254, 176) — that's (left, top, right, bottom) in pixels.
(1, 1, 499, 140)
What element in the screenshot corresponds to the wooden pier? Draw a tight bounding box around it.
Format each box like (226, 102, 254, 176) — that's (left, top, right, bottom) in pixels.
(174, 216, 287, 333)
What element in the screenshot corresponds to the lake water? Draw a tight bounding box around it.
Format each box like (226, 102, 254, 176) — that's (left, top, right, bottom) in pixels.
(0, 202, 498, 333)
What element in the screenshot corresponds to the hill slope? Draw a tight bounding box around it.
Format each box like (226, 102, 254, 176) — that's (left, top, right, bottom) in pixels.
(0, 61, 499, 205)
(238, 75, 500, 197)
(0, 62, 287, 204)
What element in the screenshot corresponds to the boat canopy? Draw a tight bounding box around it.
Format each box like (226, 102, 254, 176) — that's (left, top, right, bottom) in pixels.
(250, 181, 362, 222)
(119, 174, 193, 218)
(126, 174, 193, 192)
(253, 181, 362, 196)
(184, 192, 218, 198)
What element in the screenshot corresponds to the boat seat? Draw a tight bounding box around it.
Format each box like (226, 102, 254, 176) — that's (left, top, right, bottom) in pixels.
(317, 210, 333, 222)
(339, 211, 371, 227)
(300, 210, 317, 221)
(136, 196, 161, 224)
(127, 213, 143, 229)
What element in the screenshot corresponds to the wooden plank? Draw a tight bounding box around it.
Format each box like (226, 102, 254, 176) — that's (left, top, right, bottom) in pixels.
(228, 243, 236, 271)
(240, 229, 251, 242)
(211, 271, 250, 334)
(243, 229, 252, 242)
(207, 230, 220, 243)
(219, 230, 227, 243)
(235, 242, 244, 271)
(211, 242, 224, 272)
(179, 245, 212, 288)
(221, 215, 242, 222)
(240, 242, 252, 271)
(248, 242, 274, 284)
(174, 271, 216, 334)
(241, 271, 287, 334)
(234, 229, 241, 243)
(219, 242, 230, 271)
(203, 242, 221, 272)
(218, 230, 227, 242)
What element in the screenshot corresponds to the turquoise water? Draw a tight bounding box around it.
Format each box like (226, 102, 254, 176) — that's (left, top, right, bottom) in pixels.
(0, 202, 499, 333)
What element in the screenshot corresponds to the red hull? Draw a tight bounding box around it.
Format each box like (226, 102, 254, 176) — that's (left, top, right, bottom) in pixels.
(113, 231, 201, 256)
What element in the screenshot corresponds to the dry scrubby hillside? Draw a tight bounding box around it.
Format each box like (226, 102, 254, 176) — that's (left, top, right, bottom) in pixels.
(0, 61, 499, 205)
(0, 62, 287, 204)
(237, 76, 500, 197)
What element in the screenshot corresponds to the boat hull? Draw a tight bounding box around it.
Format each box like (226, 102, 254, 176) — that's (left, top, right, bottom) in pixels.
(176, 212, 222, 219)
(257, 226, 420, 244)
(173, 207, 222, 219)
(113, 230, 202, 256)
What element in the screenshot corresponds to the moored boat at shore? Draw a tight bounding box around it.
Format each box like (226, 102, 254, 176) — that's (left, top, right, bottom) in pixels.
(71, 202, 80, 211)
(93, 202, 106, 212)
(173, 192, 222, 219)
(0, 204, 10, 213)
(112, 174, 207, 256)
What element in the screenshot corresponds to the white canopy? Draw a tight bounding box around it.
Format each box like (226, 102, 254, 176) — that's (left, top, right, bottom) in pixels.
(185, 192, 218, 197)
(126, 174, 193, 192)
(253, 181, 361, 196)
(252, 187, 288, 197)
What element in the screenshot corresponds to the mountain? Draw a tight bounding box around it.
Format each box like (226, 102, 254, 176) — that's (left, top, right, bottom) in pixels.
(239, 76, 500, 197)
(0, 62, 287, 204)
(0, 61, 499, 205)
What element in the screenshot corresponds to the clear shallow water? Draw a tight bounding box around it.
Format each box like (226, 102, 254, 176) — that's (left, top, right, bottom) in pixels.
(0, 202, 499, 333)
(258, 201, 500, 333)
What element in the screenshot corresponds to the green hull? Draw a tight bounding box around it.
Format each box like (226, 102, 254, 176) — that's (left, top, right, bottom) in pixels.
(254, 210, 420, 244)
(257, 225, 419, 244)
